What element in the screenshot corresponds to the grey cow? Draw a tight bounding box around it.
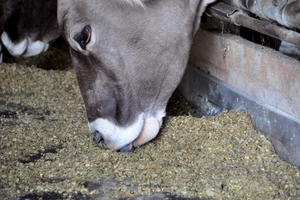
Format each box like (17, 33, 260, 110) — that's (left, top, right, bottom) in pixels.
(1, 0, 215, 152)
(57, 0, 215, 151)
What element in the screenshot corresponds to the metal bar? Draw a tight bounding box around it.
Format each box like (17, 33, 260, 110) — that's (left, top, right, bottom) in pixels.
(222, 0, 300, 30)
(207, 2, 300, 47)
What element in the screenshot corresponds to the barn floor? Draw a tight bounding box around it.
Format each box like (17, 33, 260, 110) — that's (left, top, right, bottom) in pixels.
(1, 39, 300, 199)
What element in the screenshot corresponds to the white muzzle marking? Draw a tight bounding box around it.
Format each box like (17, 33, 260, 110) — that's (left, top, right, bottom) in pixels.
(88, 113, 145, 150)
(23, 40, 49, 57)
(133, 109, 165, 147)
(1, 31, 49, 57)
(88, 109, 166, 150)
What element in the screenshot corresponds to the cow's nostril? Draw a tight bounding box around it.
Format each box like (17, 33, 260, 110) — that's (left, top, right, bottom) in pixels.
(99, 139, 105, 144)
(95, 130, 101, 136)
(92, 130, 103, 144)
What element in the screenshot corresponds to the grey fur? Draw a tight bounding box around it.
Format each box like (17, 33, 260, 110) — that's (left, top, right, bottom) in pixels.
(120, 0, 147, 7)
(57, 0, 215, 150)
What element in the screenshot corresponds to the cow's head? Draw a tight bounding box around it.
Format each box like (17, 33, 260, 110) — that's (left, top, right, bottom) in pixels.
(1, 0, 60, 57)
(0, 0, 7, 62)
(57, 0, 214, 151)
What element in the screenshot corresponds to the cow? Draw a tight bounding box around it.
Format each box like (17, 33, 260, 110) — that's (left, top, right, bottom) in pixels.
(0, 0, 60, 61)
(0, 0, 5, 62)
(57, 0, 215, 152)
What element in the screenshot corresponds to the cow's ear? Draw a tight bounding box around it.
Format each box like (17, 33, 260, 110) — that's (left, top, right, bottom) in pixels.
(75, 26, 91, 50)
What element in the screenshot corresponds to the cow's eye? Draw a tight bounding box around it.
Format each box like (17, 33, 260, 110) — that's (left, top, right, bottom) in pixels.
(75, 26, 91, 50)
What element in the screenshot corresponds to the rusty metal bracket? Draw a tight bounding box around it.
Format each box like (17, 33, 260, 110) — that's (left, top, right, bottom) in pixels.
(206, 2, 240, 23)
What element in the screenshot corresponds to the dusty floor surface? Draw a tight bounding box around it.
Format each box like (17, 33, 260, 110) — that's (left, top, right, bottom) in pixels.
(1, 40, 300, 200)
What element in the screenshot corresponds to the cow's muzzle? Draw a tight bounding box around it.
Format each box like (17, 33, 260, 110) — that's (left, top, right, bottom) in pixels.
(88, 110, 165, 152)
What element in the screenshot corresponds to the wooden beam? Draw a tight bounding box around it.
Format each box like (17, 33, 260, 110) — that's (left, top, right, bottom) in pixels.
(189, 29, 300, 119)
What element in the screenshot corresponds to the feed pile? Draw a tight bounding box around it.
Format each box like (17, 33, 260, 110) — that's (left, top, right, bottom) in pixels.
(0, 62, 299, 199)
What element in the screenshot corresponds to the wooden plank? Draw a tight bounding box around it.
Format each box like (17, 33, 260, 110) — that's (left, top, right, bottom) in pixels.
(189, 29, 300, 119)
